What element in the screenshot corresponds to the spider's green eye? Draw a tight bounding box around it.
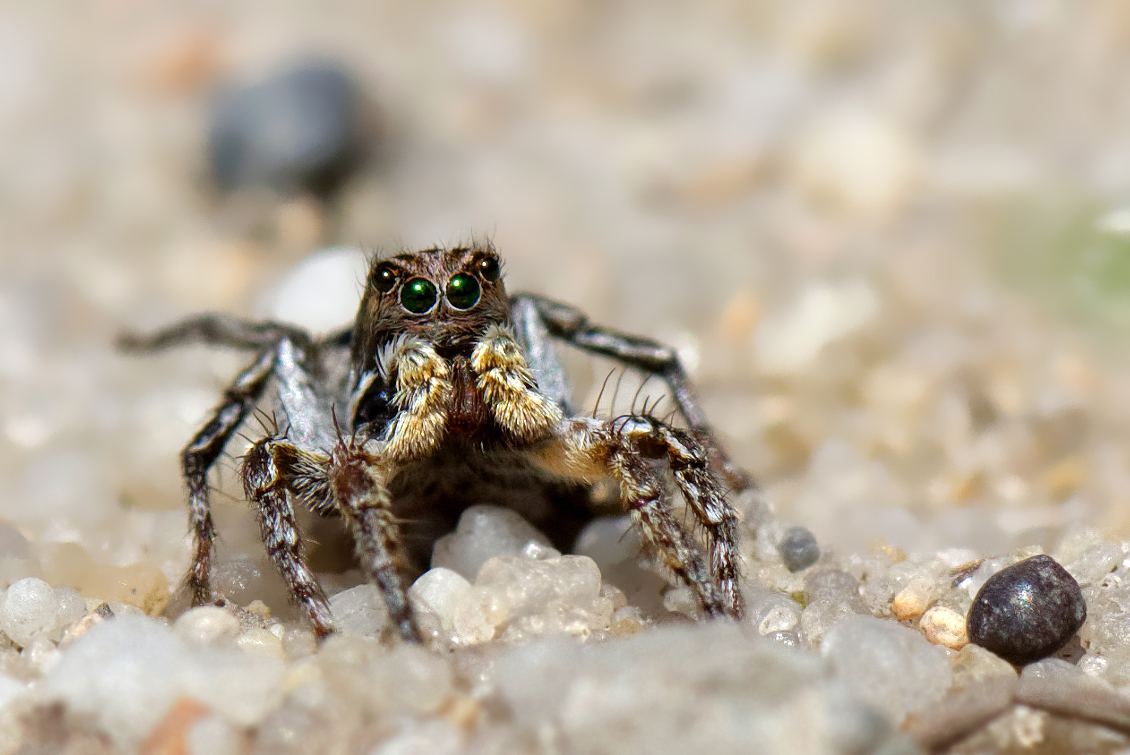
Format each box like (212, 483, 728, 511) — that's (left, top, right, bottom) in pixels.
(373, 264, 397, 293)
(445, 273, 481, 310)
(477, 256, 501, 282)
(400, 278, 438, 313)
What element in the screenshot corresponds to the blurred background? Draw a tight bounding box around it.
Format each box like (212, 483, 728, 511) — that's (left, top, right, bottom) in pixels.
(3, 0, 1130, 611)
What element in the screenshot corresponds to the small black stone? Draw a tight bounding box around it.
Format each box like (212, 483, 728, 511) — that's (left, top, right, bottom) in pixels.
(208, 61, 364, 199)
(967, 554, 1087, 666)
(778, 526, 821, 572)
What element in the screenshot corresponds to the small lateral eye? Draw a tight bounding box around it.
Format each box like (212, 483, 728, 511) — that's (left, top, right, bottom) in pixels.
(373, 264, 397, 293)
(445, 273, 481, 310)
(400, 278, 438, 314)
(477, 255, 501, 282)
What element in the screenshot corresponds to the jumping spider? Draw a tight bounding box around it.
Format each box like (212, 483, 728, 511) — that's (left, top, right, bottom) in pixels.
(122, 244, 752, 640)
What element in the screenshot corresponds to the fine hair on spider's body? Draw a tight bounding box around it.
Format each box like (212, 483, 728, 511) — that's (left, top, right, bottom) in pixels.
(121, 244, 751, 641)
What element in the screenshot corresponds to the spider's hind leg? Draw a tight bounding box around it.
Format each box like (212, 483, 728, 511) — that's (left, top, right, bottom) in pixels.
(181, 348, 278, 608)
(117, 313, 313, 353)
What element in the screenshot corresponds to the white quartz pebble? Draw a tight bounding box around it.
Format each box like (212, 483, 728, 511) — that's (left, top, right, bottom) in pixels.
(1, 577, 59, 647)
(475, 554, 612, 641)
(573, 516, 640, 570)
(51, 587, 86, 640)
(328, 584, 389, 639)
(800, 569, 863, 643)
(1065, 541, 1122, 587)
(22, 633, 60, 674)
(431, 505, 552, 581)
(951, 643, 1019, 687)
(452, 586, 506, 644)
(175, 606, 242, 646)
(745, 584, 802, 635)
(42, 615, 194, 748)
(409, 568, 472, 632)
(237, 627, 285, 657)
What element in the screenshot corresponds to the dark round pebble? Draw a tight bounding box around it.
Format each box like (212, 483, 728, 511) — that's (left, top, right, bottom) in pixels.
(967, 554, 1086, 666)
(778, 526, 821, 572)
(208, 61, 363, 198)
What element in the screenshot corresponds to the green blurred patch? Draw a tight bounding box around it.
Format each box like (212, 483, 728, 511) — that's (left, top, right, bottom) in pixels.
(983, 194, 1130, 331)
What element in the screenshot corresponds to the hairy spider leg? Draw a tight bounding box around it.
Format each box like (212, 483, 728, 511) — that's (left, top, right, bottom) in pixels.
(242, 440, 334, 637)
(538, 418, 733, 619)
(183, 348, 278, 607)
(645, 419, 743, 616)
(512, 293, 755, 493)
(117, 312, 314, 353)
(239, 334, 428, 641)
(119, 315, 342, 609)
(510, 296, 572, 414)
(328, 440, 418, 642)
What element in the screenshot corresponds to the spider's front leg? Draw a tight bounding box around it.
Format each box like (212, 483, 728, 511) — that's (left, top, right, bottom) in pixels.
(241, 431, 420, 642)
(327, 440, 419, 642)
(546, 417, 744, 620)
(242, 439, 335, 637)
(316, 333, 457, 642)
(119, 315, 338, 608)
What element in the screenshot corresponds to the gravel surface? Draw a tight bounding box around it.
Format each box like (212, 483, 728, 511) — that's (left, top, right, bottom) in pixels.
(5, 2, 1130, 753)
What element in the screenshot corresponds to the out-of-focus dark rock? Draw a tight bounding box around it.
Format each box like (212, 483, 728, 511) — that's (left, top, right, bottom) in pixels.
(778, 525, 821, 572)
(208, 61, 365, 199)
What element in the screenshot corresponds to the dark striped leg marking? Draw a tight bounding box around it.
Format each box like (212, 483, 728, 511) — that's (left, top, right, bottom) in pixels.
(182, 348, 277, 607)
(243, 439, 333, 637)
(652, 423, 743, 618)
(329, 441, 419, 642)
(605, 435, 729, 619)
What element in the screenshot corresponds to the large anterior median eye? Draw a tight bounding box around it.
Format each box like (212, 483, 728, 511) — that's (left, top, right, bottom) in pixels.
(445, 273, 481, 309)
(400, 278, 438, 313)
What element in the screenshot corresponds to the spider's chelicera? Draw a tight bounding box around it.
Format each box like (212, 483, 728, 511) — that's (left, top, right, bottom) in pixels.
(121, 244, 753, 640)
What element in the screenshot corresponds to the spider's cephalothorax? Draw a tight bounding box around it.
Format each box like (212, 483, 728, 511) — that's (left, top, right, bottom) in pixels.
(121, 243, 752, 641)
(346, 247, 558, 451)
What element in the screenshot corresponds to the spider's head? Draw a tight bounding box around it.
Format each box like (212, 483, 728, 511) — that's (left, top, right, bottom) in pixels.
(352, 244, 511, 362)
